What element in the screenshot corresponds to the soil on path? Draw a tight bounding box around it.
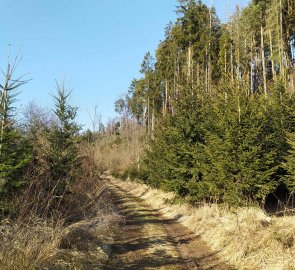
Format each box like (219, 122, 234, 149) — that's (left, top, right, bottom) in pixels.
(106, 183, 233, 270)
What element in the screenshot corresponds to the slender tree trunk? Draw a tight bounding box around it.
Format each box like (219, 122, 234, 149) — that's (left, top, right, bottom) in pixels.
(237, 48, 240, 82)
(205, 49, 208, 93)
(255, 52, 259, 91)
(261, 25, 267, 96)
(0, 65, 11, 156)
(165, 79, 168, 115)
(197, 62, 200, 86)
(231, 44, 234, 83)
(187, 45, 192, 83)
(208, 56, 211, 93)
(238, 96, 241, 124)
(208, 4, 212, 93)
(279, 0, 285, 80)
(224, 47, 227, 74)
(250, 38, 254, 94)
(236, 12, 241, 84)
(269, 29, 277, 82)
(147, 97, 150, 135)
(186, 45, 192, 83)
(174, 57, 177, 98)
(151, 99, 155, 140)
(162, 94, 165, 116)
(191, 57, 194, 85)
(176, 51, 180, 99)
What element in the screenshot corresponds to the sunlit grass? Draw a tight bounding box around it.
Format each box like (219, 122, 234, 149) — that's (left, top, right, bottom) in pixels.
(113, 178, 295, 270)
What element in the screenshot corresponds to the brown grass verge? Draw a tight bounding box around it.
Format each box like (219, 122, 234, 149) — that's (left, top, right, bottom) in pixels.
(0, 218, 64, 270)
(0, 188, 122, 270)
(0, 138, 123, 270)
(111, 177, 295, 270)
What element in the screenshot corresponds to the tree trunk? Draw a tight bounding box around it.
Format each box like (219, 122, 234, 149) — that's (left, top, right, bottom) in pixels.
(0, 65, 11, 156)
(269, 29, 277, 82)
(250, 38, 254, 94)
(205, 48, 208, 93)
(224, 47, 227, 74)
(197, 62, 200, 86)
(238, 96, 241, 124)
(261, 25, 267, 96)
(165, 79, 168, 115)
(147, 97, 150, 135)
(151, 99, 155, 140)
(231, 44, 234, 83)
(208, 4, 212, 93)
(279, 0, 285, 80)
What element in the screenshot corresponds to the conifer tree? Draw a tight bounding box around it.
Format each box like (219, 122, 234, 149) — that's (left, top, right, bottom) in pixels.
(0, 60, 30, 200)
(47, 82, 81, 196)
(119, 0, 295, 207)
(285, 132, 295, 191)
(201, 89, 279, 204)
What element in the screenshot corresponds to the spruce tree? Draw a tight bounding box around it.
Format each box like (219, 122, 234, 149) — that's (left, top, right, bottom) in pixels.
(143, 90, 205, 197)
(121, 0, 295, 208)
(47, 82, 81, 196)
(285, 132, 295, 191)
(201, 89, 279, 204)
(0, 61, 30, 202)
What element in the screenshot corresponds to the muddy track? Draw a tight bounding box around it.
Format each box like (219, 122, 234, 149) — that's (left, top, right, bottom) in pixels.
(105, 183, 233, 270)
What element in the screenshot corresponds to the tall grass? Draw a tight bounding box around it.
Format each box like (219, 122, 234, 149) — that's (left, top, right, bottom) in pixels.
(0, 137, 120, 269)
(0, 218, 64, 270)
(93, 120, 145, 178)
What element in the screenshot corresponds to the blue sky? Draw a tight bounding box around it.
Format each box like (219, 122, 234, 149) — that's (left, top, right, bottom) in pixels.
(0, 0, 249, 129)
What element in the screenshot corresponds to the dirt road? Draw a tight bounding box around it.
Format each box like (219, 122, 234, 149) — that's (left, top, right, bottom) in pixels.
(106, 183, 233, 270)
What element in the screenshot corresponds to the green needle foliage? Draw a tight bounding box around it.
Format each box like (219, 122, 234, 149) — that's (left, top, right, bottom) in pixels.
(117, 0, 295, 207)
(0, 61, 31, 206)
(285, 132, 295, 192)
(201, 91, 279, 204)
(47, 82, 81, 196)
(141, 85, 292, 205)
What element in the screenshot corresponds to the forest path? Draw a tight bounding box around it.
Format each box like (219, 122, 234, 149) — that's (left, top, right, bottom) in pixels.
(105, 181, 232, 270)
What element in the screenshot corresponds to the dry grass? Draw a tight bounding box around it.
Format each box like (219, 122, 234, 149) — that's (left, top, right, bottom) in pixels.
(0, 188, 122, 270)
(93, 136, 136, 174)
(44, 211, 122, 269)
(0, 210, 122, 270)
(93, 125, 145, 176)
(0, 137, 123, 270)
(0, 218, 64, 270)
(112, 177, 295, 270)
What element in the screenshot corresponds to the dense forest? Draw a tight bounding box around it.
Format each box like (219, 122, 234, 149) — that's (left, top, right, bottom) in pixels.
(115, 0, 295, 207)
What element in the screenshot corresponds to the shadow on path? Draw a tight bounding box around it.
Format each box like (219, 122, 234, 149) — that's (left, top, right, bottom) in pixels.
(105, 184, 234, 270)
